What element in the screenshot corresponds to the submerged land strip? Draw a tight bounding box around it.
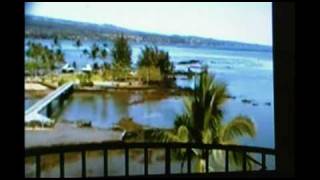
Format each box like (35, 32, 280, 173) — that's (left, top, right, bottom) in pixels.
(25, 122, 124, 148)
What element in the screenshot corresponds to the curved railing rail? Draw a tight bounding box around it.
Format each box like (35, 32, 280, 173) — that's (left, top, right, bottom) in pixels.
(25, 142, 276, 177)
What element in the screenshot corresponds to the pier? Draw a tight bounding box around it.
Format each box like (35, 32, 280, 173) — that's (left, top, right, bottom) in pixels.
(25, 82, 74, 123)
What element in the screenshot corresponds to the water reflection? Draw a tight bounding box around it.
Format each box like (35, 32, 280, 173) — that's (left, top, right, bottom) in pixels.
(109, 91, 131, 117)
(25, 88, 275, 176)
(57, 91, 184, 129)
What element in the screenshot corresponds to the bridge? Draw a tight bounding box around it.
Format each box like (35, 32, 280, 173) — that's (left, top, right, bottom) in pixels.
(25, 82, 74, 123)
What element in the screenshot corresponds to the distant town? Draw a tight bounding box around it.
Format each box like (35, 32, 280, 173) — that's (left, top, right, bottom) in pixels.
(25, 15, 272, 51)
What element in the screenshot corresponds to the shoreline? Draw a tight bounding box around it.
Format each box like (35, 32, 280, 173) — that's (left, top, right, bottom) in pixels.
(25, 82, 270, 106)
(25, 122, 124, 148)
(25, 81, 193, 95)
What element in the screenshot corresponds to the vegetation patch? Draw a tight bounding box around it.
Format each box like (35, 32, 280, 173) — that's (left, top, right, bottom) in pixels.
(241, 98, 252, 104)
(25, 120, 55, 128)
(77, 73, 94, 87)
(177, 59, 200, 65)
(116, 117, 143, 132)
(76, 120, 92, 128)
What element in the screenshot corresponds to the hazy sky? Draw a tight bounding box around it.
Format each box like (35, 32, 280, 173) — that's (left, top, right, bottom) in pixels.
(25, 2, 273, 46)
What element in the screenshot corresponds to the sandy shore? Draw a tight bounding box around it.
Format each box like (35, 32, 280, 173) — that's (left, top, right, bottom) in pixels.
(25, 83, 50, 90)
(25, 122, 124, 148)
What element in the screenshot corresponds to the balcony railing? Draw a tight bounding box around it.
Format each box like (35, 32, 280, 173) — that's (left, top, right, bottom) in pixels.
(25, 142, 276, 177)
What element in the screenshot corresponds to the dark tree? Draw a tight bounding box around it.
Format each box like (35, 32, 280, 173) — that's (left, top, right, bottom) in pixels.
(137, 45, 173, 75)
(111, 34, 132, 68)
(75, 39, 82, 48)
(53, 36, 59, 47)
(100, 48, 108, 59)
(72, 61, 77, 69)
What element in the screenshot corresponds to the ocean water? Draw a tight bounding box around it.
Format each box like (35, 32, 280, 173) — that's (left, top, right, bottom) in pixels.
(25, 39, 275, 176)
(25, 38, 274, 149)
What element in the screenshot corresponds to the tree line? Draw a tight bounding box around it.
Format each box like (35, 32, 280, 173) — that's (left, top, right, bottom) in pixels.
(26, 34, 174, 84)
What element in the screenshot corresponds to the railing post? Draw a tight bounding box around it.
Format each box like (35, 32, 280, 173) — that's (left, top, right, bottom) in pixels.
(225, 150, 229, 172)
(68, 86, 72, 97)
(65, 89, 69, 98)
(60, 153, 64, 178)
(46, 102, 52, 117)
(36, 155, 41, 178)
(125, 147, 129, 176)
(70, 84, 74, 94)
(58, 94, 64, 107)
(242, 152, 247, 172)
(70, 84, 74, 96)
(144, 147, 148, 176)
(261, 153, 266, 171)
(82, 151, 86, 177)
(104, 149, 108, 177)
(205, 148, 209, 173)
(187, 146, 192, 174)
(165, 146, 171, 175)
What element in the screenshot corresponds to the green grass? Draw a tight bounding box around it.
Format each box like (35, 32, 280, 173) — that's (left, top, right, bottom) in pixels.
(38, 67, 168, 87)
(91, 73, 104, 81)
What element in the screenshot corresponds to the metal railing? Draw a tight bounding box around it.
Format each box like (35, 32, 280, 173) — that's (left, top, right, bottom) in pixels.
(25, 142, 276, 177)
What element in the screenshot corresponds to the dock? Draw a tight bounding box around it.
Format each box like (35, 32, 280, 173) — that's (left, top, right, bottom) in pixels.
(25, 82, 74, 123)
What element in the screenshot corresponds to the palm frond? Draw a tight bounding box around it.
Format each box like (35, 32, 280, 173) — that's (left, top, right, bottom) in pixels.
(212, 81, 228, 108)
(174, 112, 191, 130)
(228, 151, 254, 171)
(221, 115, 256, 143)
(183, 96, 193, 115)
(153, 125, 190, 143)
(176, 126, 189, 143)
(201, 129, 212, 144)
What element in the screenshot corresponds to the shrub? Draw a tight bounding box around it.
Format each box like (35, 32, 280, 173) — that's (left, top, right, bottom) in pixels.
(77, 73, 94, 87)
(111, 63, 131, 81)
(25, 120, 54, 128)
(82, 81, 94, 87)
(76, 120, 92, 128)
(137, 45, 174, 75)
(103, 63, 111, 70)
(102, 69, 112, 80)
(117, 117, 143, 132)
(93, 62, 99, 71)
(58, 78, 68, 86)
(137, 66, 162, 83)
(25, 120, 42, 128)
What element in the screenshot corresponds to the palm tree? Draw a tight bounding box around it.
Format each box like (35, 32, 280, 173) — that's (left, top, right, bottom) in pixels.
(55, 48, 65, 64)
(72, 61, 77, 69)
(100, 49, 108, 59)
(100, 48, 108, 73)
(53, 36, 60, 49)
(83, 43, 100, 72)
(153, 116, 189, 173)
(149, 71, 256, 172)
(82, 49, 89, 56)
(26, 42, 65, 78)
(75, 39, 82, 48)
(90, 43, 99, 61)
(74, 39, 82, 59)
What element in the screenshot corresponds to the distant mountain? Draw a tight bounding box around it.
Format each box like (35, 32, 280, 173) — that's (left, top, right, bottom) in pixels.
(25, 15, 272, 51)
